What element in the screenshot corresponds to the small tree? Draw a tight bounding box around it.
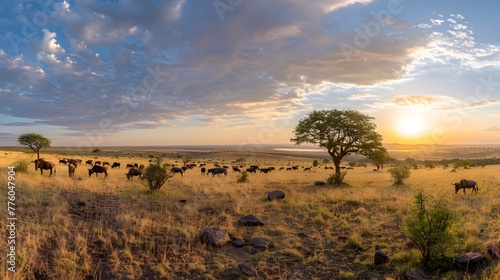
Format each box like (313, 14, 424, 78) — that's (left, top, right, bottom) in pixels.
(141, 159, 174, 190)
(403, 191, 457, 267)
(237, 171, 249, 183)
(17, 133, 51, 160)
(176, 154, 192, 166)
(388, 163, 412, 185)
(312, 159, 319, 171)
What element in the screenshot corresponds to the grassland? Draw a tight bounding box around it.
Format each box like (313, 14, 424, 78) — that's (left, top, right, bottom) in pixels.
(0, 146, 499, 279)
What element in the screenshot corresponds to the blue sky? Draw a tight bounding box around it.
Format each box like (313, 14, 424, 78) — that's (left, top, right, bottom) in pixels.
(1, 0, 500, 147)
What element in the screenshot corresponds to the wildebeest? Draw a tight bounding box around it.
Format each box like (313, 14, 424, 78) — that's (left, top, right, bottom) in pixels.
(34, 159, 56, 176)
(111, 162, 121, 169)
(201, 167, 206, 175)
(232, 166, 241, 172)
(94, 161, 102, 166)
(126, 168, 143, 180)
(126, 163, 135, 169)
(260, 168, 271, 173)
(246, 167, 257, 173)
(88, 165, 108, 177)
(171, 167, 184, 177)
(212, 167, 227, 177)
(250, 165, 259, 170)
(102, 162, 110, 166)
(206, 168, 214, 176)
(59, 159, 68, 164)
(453, 179, 478, 194)
(68, 164, 76, 178)
(86, 160, 93, 166)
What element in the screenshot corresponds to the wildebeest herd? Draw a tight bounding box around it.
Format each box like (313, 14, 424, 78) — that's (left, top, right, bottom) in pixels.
(33, 157, 481, 195)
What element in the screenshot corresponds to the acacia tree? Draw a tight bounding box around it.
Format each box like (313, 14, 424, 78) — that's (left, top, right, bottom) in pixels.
(364, 145, 389, 170)
(18, 133, 51, 160)
(291, 109, 386, 183)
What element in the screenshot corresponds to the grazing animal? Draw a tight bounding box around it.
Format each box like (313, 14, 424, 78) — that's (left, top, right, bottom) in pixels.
(94, 161, 101, 166)
(171, 167, 184, 177)
(88, 165, 108, 177)
(453, 179, 478, 194)
(250, 165, 259, 170)
(212, 167, 227, 177)
(59, 159, 68, 164)
(303, 167, 311, 171)
(126, 163, 135, 169)
(111, 162, 121, 169)
(34, 159, 56, 176)
(86, 160, 93, 166)
(102, 162, 110, 166)
(126, 168, 144, 180)
(139, 164, 145, 169)
(68, 164, 76, 178)
(246, 168, 257, 173)
(206, 168, 215, 175)
(260, 168, 271, 173)
(68, 159, 79, 166)
(201, 167, 206, 175)
(232, 166, 241, 172)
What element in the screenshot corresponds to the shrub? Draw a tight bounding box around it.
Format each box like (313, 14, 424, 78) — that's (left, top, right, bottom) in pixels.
(12, 159, 31, 173)
(92, 148, 102, 153)
(387, 164, 411, 185)
(403, 191, 457, 267)
(141, 159, 173, 190)
(327, 171, 347, 185)
(237, 171, 249, 183)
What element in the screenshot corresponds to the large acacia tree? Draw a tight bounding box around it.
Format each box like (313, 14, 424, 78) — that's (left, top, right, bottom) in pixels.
(291, 109, 388, 183)
(18, 133, 51, 160)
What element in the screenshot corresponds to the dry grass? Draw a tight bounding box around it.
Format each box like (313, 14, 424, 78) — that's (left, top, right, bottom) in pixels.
(0, 148, 499, 279)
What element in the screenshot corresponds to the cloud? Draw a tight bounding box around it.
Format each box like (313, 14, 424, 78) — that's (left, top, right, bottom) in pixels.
(40, 29, 65, 54)
(347, 93, 377, 100)
(374, 95, 500, 111)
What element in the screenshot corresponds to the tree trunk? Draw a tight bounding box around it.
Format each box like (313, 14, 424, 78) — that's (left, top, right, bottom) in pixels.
(333, 158, 342, 183)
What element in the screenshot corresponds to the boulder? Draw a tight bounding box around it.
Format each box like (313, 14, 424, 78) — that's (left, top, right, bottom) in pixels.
(238, 263, 257, 276)
(232, 239, 245, 248)
(239, 215, 264, 226)
(252, 237, 274, 251)
(455, 252, 487, 272)
(267, 190, 285, 201)
(405, 268, 430, 280)
(200, 228, 230, 247)
(374, 250, 389, 265)
(487, 244, 500, 259)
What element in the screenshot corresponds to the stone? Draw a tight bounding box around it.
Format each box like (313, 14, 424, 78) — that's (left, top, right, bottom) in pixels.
(238, 263, 257, 276)
(232, 239, 245, 248)
(239, 215, 264, 226)
(374, 250, 389, 265)
(405, 268, 430, 280)
(314, 181, 326, 186)
(487, 244, 500, 259)
(455, 252, 487, 272)
(252, 237, 274, 251)
(267, 190, 285, 201)
(200, 228, 230, 247)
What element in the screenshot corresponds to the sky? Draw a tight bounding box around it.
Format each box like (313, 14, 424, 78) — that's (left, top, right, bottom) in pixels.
(1, 0, 500, 147)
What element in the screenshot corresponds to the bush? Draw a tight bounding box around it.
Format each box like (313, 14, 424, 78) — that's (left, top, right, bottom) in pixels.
(141, 159, 173, 190)
(13, 159, 31, 173)
(326, 171, 347, 185)
(387, 164, 411, 185)
(403, 191, 457, 267)
(237, 171, 249, 183)
(92, 148, 102, 153)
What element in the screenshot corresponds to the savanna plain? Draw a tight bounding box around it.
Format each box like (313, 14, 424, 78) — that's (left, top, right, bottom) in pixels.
(0, 145, 499, 280)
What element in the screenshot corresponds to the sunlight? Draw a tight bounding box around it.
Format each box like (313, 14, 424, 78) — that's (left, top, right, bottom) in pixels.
(397, 116, 426, 138)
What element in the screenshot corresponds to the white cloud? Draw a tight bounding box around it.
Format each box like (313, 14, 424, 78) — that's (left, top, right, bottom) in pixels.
(41, 29, 65, 54)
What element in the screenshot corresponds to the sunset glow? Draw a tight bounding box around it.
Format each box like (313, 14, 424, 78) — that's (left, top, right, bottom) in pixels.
(397, 116, 426, 138)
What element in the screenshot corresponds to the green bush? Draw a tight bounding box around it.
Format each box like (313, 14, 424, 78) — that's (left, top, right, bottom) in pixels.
(237, 171, 249, 183)
(387, 164, 411, 185)
(403, 191, 457, 267)
(141, 159, 173, 190)
(12, 159, 31, 173)
(327, 171, 347, 185)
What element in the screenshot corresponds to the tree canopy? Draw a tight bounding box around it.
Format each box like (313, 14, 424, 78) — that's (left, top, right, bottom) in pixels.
(290, 109, 387, 183)
(18, 133, 51, 160)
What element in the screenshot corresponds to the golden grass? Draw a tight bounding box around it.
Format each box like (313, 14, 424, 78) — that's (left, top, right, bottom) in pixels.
(0, 148, 499, 279)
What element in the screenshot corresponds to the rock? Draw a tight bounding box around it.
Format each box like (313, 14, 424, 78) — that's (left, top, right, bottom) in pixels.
(405, 268, 430, 280)
(374, 250, 389, 265)
(232, 239, 245, 248)
(267, 190, 285, 201)
(239, 215, 264, 226)
(487, 244, 500, 259)
(314, 181, 326, 186)
(455, 252, 487, 272)
(238, 263, 257, 276)
(252, 237, 274, 251)
(200, 228, 230, 247)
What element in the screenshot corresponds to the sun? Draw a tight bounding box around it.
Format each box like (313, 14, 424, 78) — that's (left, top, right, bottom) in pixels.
(397, 116, 426, 138)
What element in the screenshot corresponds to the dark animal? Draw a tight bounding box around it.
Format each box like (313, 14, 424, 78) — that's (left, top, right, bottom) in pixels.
(88, 165, 108, 177)
(102, 162, 110, 166)
(59, 159, 68, 164)
(232, 166, 241, 172)
(260, 168, 271, 173)
(246, 168, 257, 173)
(453, 179, 478, 194)
(111, 162, 121, 169)
(201, 167, 206, 175)
(250, 165, 259, 170)
(86, 160, 93, 166)
(126, 163, 135, 169)
(68, 164, 76, 178)
(68, 159, 79, 166)
(303, 167, 311, 171)
(171, 167, 184, 177)
(139, 164, 145, 169)
(94, 161, 101, 166)
(212, 167, 227, 177)
(34, 159, 56, 176)
(126, 168, 144, 180)
(206, 168, 215, 175)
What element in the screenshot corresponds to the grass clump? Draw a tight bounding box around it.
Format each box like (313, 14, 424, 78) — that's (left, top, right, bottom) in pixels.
(12, 159, 31, 173)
